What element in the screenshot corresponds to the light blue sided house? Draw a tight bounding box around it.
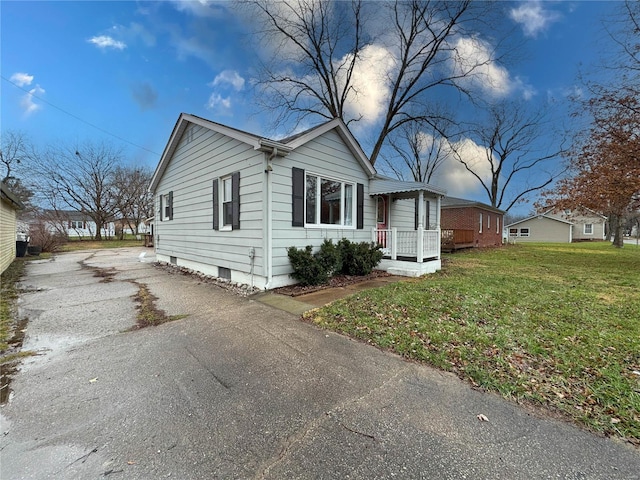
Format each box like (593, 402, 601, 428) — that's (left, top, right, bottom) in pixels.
(149, 113, 446, 290)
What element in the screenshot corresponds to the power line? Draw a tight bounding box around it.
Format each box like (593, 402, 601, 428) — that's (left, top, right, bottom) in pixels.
(1, 75, 161, 156)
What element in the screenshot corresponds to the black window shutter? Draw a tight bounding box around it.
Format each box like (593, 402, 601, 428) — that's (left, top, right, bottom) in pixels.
(414, 198, 419, 230)
(212, 179, 219, 230)
(232, 171, 240, 230)
(357, 183, 364, 230)
(168, 191, 174, 220)
(159, 195, 163, 221)
(292, 167, 305, 227)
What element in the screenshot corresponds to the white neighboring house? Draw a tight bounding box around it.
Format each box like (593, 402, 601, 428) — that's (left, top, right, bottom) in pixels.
(506, 209, 607, 243)
(20, 210, 116, 240)
(59, 211, 116, 239)
(149, 113, 447, 290)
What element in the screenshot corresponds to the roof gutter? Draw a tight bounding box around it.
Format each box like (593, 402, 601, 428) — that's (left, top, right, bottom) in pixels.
(257, 138, 292, 155)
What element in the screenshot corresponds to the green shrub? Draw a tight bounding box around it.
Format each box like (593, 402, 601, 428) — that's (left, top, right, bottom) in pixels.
(337, 239, 383, 276)
(288, 238, 384, 286)
(286, 245, 329, 286)
(316, 239, 342, 277)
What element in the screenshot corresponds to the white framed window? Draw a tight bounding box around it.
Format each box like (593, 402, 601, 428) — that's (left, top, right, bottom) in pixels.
(69, 220, 84, 229)
(584, 223, 593, 235)
(509, 228, 518, 237)
(520, 228, 530, 237)
(305, 173, 355, 227)
(479, 213, 483, 233)
(496, 217, 500, 234)
(221, 176, 233, 229)
(487, 214, 491, 230)
(161, 192, 173, 221)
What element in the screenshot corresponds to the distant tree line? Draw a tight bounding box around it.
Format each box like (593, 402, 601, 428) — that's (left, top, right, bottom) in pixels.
(0, 132, 153, 242)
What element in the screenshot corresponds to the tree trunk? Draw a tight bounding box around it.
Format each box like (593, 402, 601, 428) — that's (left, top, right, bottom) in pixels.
(611, 214, 624, 248)
(605, 215, 613, 241)
(94, 221, 103, 241)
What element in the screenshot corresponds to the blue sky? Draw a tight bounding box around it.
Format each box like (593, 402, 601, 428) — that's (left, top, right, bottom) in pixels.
(1, 1, 616, 213)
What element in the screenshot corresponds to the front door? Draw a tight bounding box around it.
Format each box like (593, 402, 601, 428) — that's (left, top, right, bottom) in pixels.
(376, 195, 390, 251)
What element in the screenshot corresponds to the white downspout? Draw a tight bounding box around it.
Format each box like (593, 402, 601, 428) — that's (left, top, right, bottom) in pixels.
(263, 147, 277, 290)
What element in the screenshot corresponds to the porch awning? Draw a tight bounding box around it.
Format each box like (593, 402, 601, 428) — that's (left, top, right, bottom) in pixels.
(369, 177, 446, 199)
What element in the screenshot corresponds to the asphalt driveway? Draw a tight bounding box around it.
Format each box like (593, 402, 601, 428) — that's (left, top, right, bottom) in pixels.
(1, 247, 638, 479)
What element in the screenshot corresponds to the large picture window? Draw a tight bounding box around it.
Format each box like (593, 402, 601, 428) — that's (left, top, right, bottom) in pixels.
(305, 173, 354, 227)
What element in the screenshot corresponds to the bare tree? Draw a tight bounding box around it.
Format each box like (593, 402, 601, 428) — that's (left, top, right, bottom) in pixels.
(247, 0, 501, 164)
(37, 141, 124, 240)
(113, 165, 154, 238)
(380, 120, 451, 183)
(604, 1, 640, 85)
(1, 130, 37, 210)
(448, 102, 567, 211)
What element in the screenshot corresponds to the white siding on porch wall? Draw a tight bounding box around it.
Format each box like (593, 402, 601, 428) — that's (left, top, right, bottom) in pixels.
(154, 123, 267, 287)
(270, 129, 375, 283)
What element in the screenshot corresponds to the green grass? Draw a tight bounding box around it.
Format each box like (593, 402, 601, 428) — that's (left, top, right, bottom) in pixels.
(305, 242, 640, 444)
(58, 238, 144, 252)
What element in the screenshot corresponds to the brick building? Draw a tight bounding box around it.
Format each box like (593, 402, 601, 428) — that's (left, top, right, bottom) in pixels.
(440, 196, 505, 250)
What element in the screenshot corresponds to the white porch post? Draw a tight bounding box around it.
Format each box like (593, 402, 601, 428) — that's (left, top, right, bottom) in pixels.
(371, 227, 377, 244)
(436, 195, 441, 260)
(391, 227, 398, 260)
(417, 191, 424, 263)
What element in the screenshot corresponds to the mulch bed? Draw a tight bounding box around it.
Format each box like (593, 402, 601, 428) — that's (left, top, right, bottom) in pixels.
(273, 270, 393, 297)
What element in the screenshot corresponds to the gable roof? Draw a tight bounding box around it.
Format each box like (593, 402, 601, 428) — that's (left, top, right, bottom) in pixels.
(543, 207, 608, 221)
(149, 114, 376, 192)
(505, 214, 573, 228)
(441, 196, 505, 214)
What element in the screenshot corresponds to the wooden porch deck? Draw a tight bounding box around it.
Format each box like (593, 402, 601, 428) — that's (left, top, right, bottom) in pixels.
(440, 229, 475, 252)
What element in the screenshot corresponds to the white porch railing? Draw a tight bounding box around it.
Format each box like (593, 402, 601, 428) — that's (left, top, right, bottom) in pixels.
(373, 227, 440, 262)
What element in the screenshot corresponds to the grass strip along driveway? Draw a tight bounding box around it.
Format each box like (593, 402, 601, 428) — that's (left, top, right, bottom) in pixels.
(305, 243, 640, 445)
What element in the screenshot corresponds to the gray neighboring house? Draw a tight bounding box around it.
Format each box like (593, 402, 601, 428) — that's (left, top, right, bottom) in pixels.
(149, 113, 446, 290)
(506, 209, 607, 243)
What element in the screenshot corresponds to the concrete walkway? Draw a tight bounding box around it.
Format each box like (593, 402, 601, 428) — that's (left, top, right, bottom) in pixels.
(254, 275, 404, 314)
(1, 248, 638, 479)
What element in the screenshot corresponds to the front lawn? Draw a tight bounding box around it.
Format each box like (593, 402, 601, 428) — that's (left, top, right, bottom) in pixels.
(305, 242, 640, 445)
(58, 238, 144, 252)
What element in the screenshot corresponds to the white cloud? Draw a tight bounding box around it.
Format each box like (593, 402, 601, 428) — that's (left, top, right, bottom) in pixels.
(432, 138, 493, 196)
(340, 44, 396, 126)
(450, 36, 512, 98)
(10, 72, 34, 87)
(449, 37, 536, 101)
(88, 35, 127, 50)
(171, 0, 226, 17)
(112, 22, 156, 47)
(206, 93, 231, 110)
(509, 1, 561, 38)
(20, 85, 46, 116)
(211, 70, 245, 91)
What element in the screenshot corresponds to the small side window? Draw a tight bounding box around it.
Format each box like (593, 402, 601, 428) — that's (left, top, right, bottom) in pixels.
(161, 191, 173, 221)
